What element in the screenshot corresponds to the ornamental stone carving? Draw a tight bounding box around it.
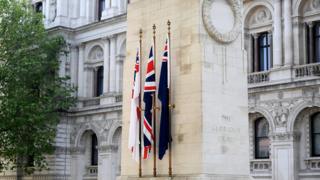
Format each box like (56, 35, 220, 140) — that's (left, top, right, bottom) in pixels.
(202, 0, 241, 43)
(258, 99, 304, 128)
(303, 0, 320, 14)
(248, 7, 272, 26)
(270, 132, 301, 142)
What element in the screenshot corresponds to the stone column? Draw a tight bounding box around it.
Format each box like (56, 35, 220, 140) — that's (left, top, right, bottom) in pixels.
(109, 36, 116, 93)
(284, 0, 293, 66)
(116, 55, 125, 92)
(268, 31, 273, 69)
(78, 44, 85, 97)
(98, 145, 114, 180)
(70, 46, 79, 89)
(271, 132, 298, 180)
(253, 34, 259, 72)
(111, 0, 117, 8)
(70, 148, 86, 180)
(308, 22, 314, 64)
(59, 50, 66, 78)
(273, 0, 283, 68)
(246, 32, 253, 73)
(80, 0, 86, 24)
(103, 38, 110, 94)
(44, 0, 50, 24)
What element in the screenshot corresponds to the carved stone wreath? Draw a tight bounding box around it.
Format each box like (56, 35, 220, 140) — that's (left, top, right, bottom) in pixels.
(202, 0, 242, 43)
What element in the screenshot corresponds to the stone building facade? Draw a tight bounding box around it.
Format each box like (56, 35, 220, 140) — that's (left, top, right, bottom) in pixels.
(0, 0, 320, 180)
(0, 0, 127, 180)
(245, 0, 320, 179)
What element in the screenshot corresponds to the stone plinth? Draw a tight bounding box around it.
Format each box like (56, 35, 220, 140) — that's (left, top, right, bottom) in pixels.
(121, 0, 249, 179)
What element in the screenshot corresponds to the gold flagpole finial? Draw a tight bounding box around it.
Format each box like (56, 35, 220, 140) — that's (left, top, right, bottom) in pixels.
(153, 24, 156, 35)
(139, 29, 143, 39)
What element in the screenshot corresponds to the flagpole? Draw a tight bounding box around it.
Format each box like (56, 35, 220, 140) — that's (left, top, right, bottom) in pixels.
(152, 24, 157, 177)
(167, 20, 173, 177)
(139, 28, 143, 178)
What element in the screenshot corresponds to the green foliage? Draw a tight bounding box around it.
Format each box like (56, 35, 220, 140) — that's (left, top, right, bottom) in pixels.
(0, 0, 75, 173)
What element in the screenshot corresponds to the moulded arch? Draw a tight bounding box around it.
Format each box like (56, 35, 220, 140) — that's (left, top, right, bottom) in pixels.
(107, 120, 122, 144)
(74, 123, 102, 147)
(243, 0, 274, 27)
(288, 101, 320, 132)
(117, 35, 126, 56)
(86, 42, 104, 58)
(112, 127, 121, 144)
(293, 0, 309, 16)
(249, 106, 275, 132)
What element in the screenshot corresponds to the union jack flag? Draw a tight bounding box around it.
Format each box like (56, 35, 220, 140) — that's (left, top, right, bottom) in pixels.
(143, 45, 156, 159)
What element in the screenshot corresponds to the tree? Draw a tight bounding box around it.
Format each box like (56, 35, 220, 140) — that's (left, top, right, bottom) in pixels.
(0, 0, 75, 174)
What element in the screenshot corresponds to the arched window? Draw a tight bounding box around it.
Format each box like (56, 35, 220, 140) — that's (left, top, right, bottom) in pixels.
(91, 134, 98, 165)
(311, 113, 320, 157)
(257, 32, 271, 71)
(96, 66, 104, 97)
(255, 118, 270, 159)
(98, 0, 105, 20)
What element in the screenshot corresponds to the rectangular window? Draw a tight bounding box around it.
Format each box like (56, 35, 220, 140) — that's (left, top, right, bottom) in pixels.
(98, 0, 105, 21)
(91, 134, 98, 166)
(258, 33, 271, 72)
(96, 66, 104, 97)
(312, 114, 320, 157)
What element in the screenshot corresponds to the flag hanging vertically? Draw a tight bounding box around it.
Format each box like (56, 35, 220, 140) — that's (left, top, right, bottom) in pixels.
(128, 49, 141, 162)
(143, 45, 156, 159)
(158, 36, 171, 160)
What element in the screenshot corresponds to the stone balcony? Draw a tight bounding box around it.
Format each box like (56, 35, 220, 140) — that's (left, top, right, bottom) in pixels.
(305, 157, 320, 170)
(77, 94, 122, 108)
(250, 159, 272, 179)
(248, 63, 320, 88)
(83, 166, 98, 180)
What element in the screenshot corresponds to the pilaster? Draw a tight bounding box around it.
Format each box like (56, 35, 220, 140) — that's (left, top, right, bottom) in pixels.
(284, 0, 293, 66)
(273, 0, 283, 68)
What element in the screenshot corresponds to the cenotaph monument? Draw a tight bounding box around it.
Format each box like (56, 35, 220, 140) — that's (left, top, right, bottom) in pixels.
(121, 0, 249, 179)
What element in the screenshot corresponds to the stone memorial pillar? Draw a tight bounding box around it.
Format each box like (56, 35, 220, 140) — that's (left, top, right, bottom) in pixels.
(121, 0, 249, 179)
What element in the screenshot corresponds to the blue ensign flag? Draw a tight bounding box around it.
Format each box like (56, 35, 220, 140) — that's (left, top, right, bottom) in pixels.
(158, 38, 170, 160)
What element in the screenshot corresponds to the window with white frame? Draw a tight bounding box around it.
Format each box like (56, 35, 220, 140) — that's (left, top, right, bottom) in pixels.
(255, 118, 270, 159)
(311, 113, 320, 157)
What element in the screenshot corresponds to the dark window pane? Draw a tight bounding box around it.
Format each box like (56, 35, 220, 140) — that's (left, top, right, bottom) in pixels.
(91, 134, 98, 165)
(98, 0, 105, 20)
(314, 135, 320, 155)
(35, 2, 43, 13)
(256, 118, 269, 137)
(96, 66, 104, 96)
(258, 32, 270, 71)
(313, 114, 320, 133)
(257, 138, 270, 158)
(316, 37, 320, 62)
(315, 25, 320, 36)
